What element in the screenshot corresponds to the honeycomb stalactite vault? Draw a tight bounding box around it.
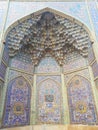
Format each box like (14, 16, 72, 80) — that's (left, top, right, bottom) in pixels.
(6, 9, 92, 66)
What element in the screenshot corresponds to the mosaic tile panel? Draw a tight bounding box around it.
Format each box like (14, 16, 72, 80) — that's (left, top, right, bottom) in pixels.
(88, 2, 98, 41)
(67, 75, 98, 124)
(2, 46, 9, 65)
(36, 57, 60, 73)
(63, 58, 87, 72)
(88, 47, 95, 64)
(10, 58, 33, 73)
(37, 79, 62, 124)
(0, 62, 7, 80)
(36, 75, 61, 85)
(91, 61, 98, 78)
(3, 76, 31, 127)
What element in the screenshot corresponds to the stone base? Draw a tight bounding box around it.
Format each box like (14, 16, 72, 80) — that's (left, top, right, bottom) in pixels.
(1, 125, 98, 130)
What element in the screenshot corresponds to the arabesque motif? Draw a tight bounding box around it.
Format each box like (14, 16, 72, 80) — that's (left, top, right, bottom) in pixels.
(67, 75, 97, 124)
(3, 77, 31, 127)
(37, 79, 62, 124)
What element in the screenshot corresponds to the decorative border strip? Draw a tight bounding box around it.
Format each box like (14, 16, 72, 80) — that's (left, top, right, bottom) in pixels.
(1, 59, 8, 67)
(9, 67, 34, 76)
(64, 66, 88, 75)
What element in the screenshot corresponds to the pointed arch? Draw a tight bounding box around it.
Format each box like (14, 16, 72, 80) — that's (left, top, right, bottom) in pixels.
(66, 74, 91, 87)
(67, 75, 98, 124)
(8, 75, 32, 88)
(36, 78, 62, 124)
(2, 76, 31, 127)
(4, 7, 93, 41)
(1, 7, 98, 126)
(37, 78, 61, 87)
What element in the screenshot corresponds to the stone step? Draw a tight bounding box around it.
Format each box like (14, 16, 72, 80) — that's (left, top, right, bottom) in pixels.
(1, 125, 98, 130)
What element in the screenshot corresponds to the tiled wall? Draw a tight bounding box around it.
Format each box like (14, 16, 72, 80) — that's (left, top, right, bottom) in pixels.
(1, 1, 98, 127)
(88, 2, 98, 41)
(0, 1, 7, 34)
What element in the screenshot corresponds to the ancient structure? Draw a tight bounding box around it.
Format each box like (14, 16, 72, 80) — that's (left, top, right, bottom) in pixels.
(0, 2, 98, 130)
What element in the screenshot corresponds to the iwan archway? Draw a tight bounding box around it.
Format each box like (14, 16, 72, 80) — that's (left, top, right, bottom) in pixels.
(0, 8, 98, 128)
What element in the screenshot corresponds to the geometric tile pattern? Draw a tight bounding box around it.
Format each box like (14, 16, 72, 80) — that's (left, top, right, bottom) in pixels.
(67, 75, 98, 124)
(0, 62, 7, 80)
(37, 78, 62, 124)
(88, 47, 95, 64)
(3, 76, 31, 127)
(0, 45, 9, 81)
(2, 46, 9, 65)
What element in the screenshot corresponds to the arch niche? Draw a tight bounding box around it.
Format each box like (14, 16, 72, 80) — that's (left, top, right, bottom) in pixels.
(1, 8, 98, 127)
